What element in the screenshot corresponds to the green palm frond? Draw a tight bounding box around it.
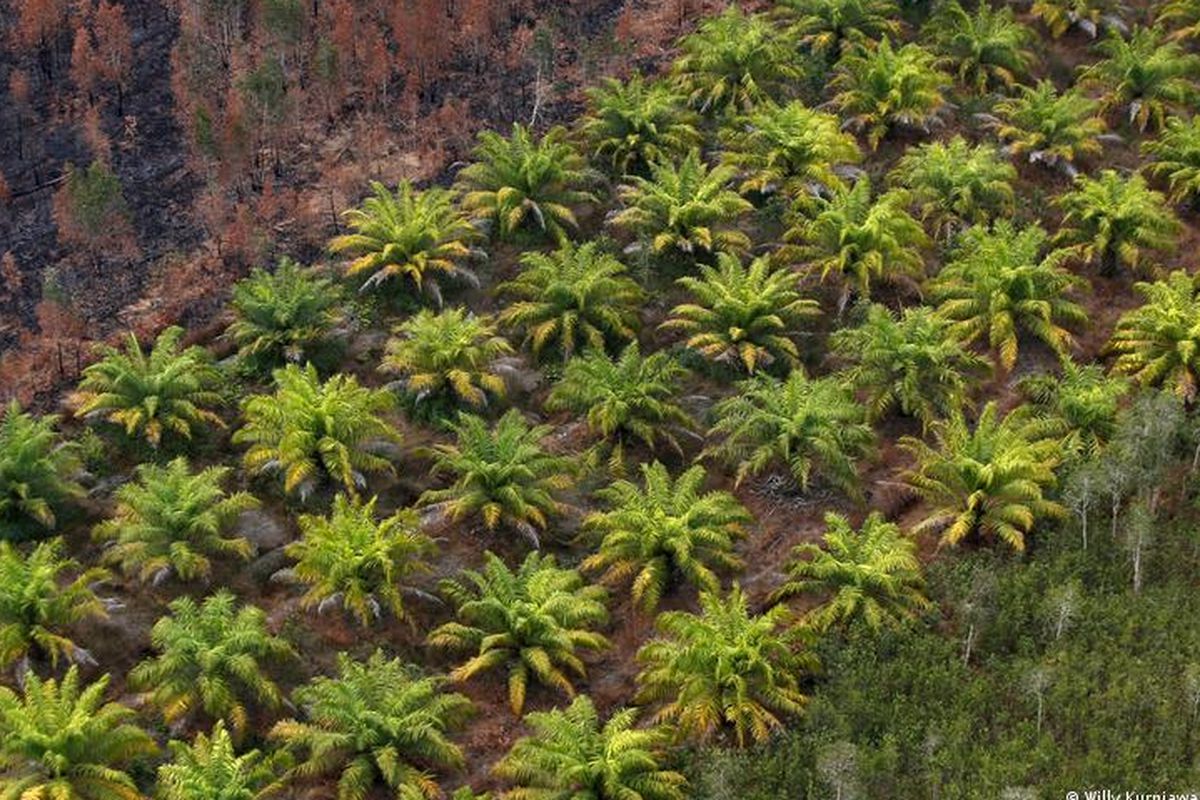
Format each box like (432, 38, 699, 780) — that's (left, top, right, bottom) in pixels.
(158, 720, 287, 800)
(1143, 115, 1200, 205)
(925, 1, 1035, 94)
(580, 75, 701, 178)
(1108, 270, 1200, 400)
(1030, 0, 1127, 38)
(226, 258, 341, 370)
(0, 401, 83, 533)
(990, 80, 1107, 173)
(777, 0, 901, 58)
(1077, 27, 1199, 132)
(888, 136, 1016, 239)
(1015, 359, 1130, 460)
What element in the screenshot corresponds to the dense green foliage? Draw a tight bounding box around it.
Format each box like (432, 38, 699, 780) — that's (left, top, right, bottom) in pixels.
(0, 402, 82, 535)
(227, 258, 342, 371)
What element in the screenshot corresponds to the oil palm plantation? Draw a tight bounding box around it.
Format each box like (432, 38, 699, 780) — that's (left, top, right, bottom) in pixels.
(131, 591, 295, 736)
(581, 462, 749, 613)
(901, 403, 1065, 552)
(635, 585, 814, 746)
(496, 242, 643, 363)
(1108, 270, 1200, 400)
(580, 75, 701, 178)
(428, 551, 609, 715)
(925, 1, 1035, 94)
(1077, 27, 1200, 132)
(270, 650, 472, 800)
(285, 494, 437, 627)
(72, 325, 224, 448)
(235, 363, 399, 500)
(0, 402, 83, 534)
(1142, 115, 1200, 206)
(157, 721, 284, 800)
(778, 0, 901, 58)
(661, 252, 818, 375)
(226, 257, 341, 370)
(991, 81, 1107, 173)
(888, 137, 1016, 239)
(1017, 360, 1129, 459)
(772, 511, 930, 631)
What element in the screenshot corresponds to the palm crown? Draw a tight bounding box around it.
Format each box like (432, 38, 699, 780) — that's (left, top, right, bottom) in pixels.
(157, 721, 284, 800)
(1108, 270, 1200, 400)
(1030, 0, 1127, 38)
(926, 1, 1035, 94)
(888, 137, 1016, 239)
(0, 402, 82, 534)
(1078, 27, 1200, 132)
(226, 257, 341, 370)
(580, 75, 701, 178)
(991, 80, 1107, 173)
(1142, 115, 1200, 205)
(779, 0, 901, 58)
(1016, 360, 1129, 459)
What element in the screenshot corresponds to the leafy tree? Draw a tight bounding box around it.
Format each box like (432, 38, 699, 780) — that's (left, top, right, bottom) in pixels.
(235, 364, 399, 499)
(926, 1, 1035, 94)
(497, 242, 643, 363)
(1142, 114, 1200, 205)
(582, 462, 748, 613)
(0, 402, 83, 534)
(494, 695, 686, 800)
(330, 181, 479, 302)
(901, 402, 1065, 551)
(419, 410, 573, 544)
(286, 494, 437, 627)
(428, 551, 609, 715)
(1109, 270, 1200, 400)
(611, 152, 752, 259)
(661, 252, 818, 374)
(888, 137, 1016, 238)
(930, 221, 1087, 371)
(708, 371, 874, 496)
(635, 585, 814, 746)
(0, 538, 108, 673)
(458, 124, 597, 243)
(1077, 27, 1200, 132)
(72, 325, 224, 448)
(1016, 360, 1129, 459)
(991, 80, 1107, 172)
(580, 75, 701, 178)
(671, 7, 804, 115)
(157, 721, 284, 800)
(0, 668, 156, 800)
(1053, 169, 1179, 275)
(771, 511, 930, 631)
(270, 651, 472, 800)
(544, 345, 692, 470)
(131, 591, 294, 735)
(1030, 0, 1127, 38)
(227, 258, 341, 371)
(718, 101, 861, 200)
(830, 39, 951, 150)
(778, 0, 901, 58)
(831, 304, 986, 429)
(382, 307, 513, 413)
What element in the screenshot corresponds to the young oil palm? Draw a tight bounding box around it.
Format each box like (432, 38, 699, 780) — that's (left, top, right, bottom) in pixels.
(157, 721, 285, 800)
(778, 0, 901, 58)
(1142, 115, 1200, 205)
(611, 152, 752, 259)
(1109, 270, 1200, 400)
(580, 75, 702, 178)
(458, 124, 598, 243)
(428, 551, 609, 715)
(0, 402, 82, 534)
(661, 252, 819, 375)
(581, 462, 749, 613)
(1031, 0, 1127, 38)
(285, 494, 437, 627)
(888, 136, 1016, 239)
(991, 81, 1107, 173)
(708, 371, 875, 496)
(1157, 0, 1200, 41)
(496, 241, 643, 363)
(930, 221, 1087, 371)
(901, 402, 1065, 552)
(635, 585, 814, 747)
(772, 511, 930, 631)
(1016, 360, 1130, 459)
(235, 363, 399, 500)
(1077, 27, 1200, 132)
(226, 258, 341, 371)
(925, 1, 1035, 94)
(1053, 169, 1179, 275)
(72, 325, 224, 448)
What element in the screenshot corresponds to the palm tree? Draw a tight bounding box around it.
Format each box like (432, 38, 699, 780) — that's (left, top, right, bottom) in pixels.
(901, 403, 1065, 552)
(0, 402, 83, 533)
(771, 511, 930, 630)
(0, 668, 156, 800)
(496, 242, 643, 363)
(428, 551, 609, 715)
(777, 0, 901, 59)
(1142, 115, 1200, 206)
(925, 1, 1035, 94)
(330, 181, 479, 301)
(580, 75, 701, 178)
(708, 371, 875, 496)
(0, 538, 109, 674)
(784, 178, 927, 309)
(1077, 27, 1200, 132)
(458, 124, 597, 243)
(1016, 360, 1129, 459)
(1053, 170, 1179, 276)
(661, 252, 819, 374)
(831, 304, 987, 429)
(93, 457, 257, 585)
(285, 494, 437, 627)
(611, 152, 752, 259)
(382, 307, 513, 414)
(419, 410, 573, 544)
(157, 721, 284, 800)
(226, 257, 341, 371)
(1157, 0, 1200, 41)
(581, 462, 749, 613)
(1109, 270, 1200, 400)
(494, 696, 686, 800)
(671, 7, 804, 115)
(71, 326, 224, 448)
(888, 137, 1016, 239)
(718, 100, 861, 200)
(270, 650, 472, 800)
(635, 585, 814, 746)
(544, 345, 692, 471)
(1030, 0, 1127, 38)
(131, 591, 295, 736)
(930, 221, 1087, 371)
(830, 39, 951, 150)
(991, 80, 1107, 173)
(235, 364, 399, 500)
